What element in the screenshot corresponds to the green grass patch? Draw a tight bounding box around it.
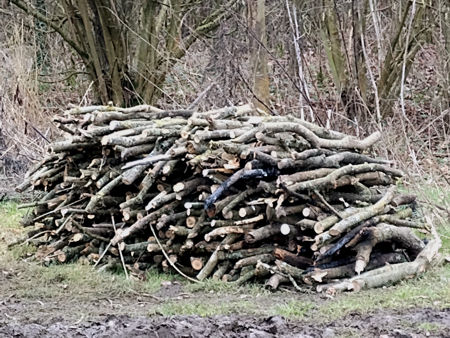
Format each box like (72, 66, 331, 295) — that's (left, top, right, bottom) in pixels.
(0, 201, 33, 256)
(416, 322, 442, 333)
(186, 277, 238, 293)
(11, 262, 138, 300)
(416, 185, 450, 205)
(0, 201, 28, 228)
(152, 299, 258, 317)
(186, 278, 269, 297)
(438, 224, 450, 255)
(9, 242, 37, 259)
(271, 300, 315, 319)
(144, 269, 181, 293)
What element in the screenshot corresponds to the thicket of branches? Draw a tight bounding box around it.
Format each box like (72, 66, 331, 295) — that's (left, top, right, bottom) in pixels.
(0, 0, 449, 178)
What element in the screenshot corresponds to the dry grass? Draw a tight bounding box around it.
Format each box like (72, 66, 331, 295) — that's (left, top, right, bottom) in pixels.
(0, 22, 50, 163)
(0, 12, 91, 175)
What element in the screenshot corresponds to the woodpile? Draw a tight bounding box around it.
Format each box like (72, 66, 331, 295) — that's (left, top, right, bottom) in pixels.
(14, 103, 441, 293)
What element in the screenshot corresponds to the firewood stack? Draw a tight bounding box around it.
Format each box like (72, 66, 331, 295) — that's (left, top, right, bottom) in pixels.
(15, 103, 440, 293)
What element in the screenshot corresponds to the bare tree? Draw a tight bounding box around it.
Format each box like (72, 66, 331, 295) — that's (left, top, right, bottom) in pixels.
(10, 0, 239, 106)
(441, 0, 450, 110)
(377, 0, 430, 118)
(319, 0, 431, 119)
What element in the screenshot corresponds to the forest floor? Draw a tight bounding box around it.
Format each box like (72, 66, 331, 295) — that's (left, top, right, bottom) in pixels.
(0, 186, 449, 337)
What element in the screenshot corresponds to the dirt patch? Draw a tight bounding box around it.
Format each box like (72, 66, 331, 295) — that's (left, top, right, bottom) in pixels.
(154, 281, 185, 299)
(328, 308, 450, 337)
(1, 307, 449, 337)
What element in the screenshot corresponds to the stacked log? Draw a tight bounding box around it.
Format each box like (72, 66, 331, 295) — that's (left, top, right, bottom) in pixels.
(14, 103, 440, 293)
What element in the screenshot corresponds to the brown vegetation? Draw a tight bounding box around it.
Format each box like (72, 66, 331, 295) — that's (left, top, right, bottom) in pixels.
(0, 1, 448, 181)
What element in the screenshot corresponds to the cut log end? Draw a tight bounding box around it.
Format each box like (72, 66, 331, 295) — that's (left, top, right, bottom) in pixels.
(280, 223, 291, 235)
(191, 257, 205, 271)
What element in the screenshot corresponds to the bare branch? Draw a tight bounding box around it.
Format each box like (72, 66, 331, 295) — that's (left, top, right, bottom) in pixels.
(10, 0, 87, 59)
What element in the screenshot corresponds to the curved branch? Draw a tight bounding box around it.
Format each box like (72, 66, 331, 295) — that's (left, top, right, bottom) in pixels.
(10, 0, 88, 59)
(168, 0, 240, 62)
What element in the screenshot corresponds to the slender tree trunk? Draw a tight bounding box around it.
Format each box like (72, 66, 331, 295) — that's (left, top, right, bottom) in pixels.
(321, 0, 348, 101)
(351, 0, 368, 117)
(248, 0, 270, 112)
(443, 1, 450, 111)
(77, 0, 109, 104)
(377, 1, 428, 118)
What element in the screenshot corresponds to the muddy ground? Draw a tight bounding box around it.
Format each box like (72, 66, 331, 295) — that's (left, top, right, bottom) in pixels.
(1, 305, 449, 337)
(1, 270, 449, 338)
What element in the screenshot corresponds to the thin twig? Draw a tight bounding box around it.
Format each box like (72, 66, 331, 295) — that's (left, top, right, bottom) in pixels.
(32, 197, 89, 222)
(187, 83, 216, 109)
(287, 274, 309, 293)
(94, 221, 125, 268)
(112, 215, 129, 279)
(149, 223, 201, 283)
(285, 0, 314, 121)
(94, 241, 113, 268)
(314, 189, 344, 219)
(55, 214, 73, 234)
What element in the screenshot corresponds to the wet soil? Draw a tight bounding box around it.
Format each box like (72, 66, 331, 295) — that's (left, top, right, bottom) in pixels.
(1, 296, 449, 338)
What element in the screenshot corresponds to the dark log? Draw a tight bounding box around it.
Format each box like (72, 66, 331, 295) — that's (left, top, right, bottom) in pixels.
(305, 252, 407, 282)
(352, 222, 425, 273)
(274, 248, 313, 269)
(204, 167, 279, 217)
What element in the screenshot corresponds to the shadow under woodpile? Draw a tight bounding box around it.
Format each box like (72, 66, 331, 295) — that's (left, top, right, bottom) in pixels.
(0, 132, 30, 181)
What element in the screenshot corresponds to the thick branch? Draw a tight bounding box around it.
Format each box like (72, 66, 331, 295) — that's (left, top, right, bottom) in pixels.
(11, 0, 87, 59)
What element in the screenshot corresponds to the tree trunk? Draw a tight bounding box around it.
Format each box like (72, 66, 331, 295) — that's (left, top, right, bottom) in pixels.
(11, 0, 239, 106)
(377, 1, 429, 117)
(248, 0, 270, 112)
